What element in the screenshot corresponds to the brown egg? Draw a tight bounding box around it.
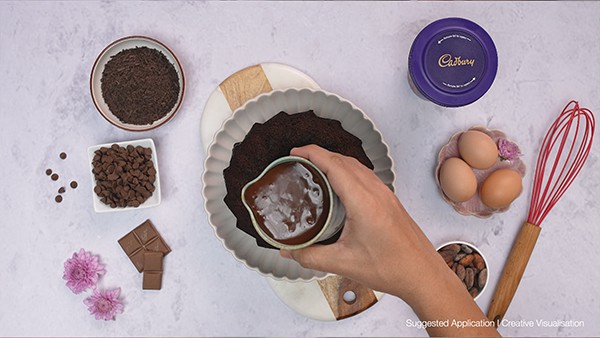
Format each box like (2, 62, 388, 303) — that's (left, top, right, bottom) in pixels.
(439, 157, 478, 202)
(481, 169, 523, 209)
(458, 130, 498, 169)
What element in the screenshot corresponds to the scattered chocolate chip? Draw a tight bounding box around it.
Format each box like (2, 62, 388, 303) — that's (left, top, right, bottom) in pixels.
(70, 181, 78, 189)
(58, 187, 66, 194)
(51, 173, 59, 181)
(59, 152, 67, 160)
(45, 169, 52, 176)
(55, 195, 63, 203)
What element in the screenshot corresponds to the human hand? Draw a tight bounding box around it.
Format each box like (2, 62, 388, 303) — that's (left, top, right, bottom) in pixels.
(280, 144, 442, 300)
(280, 145, 499, 337)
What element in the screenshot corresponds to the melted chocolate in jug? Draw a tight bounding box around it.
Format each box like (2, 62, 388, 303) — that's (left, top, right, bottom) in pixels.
(244, 161, 330, 245)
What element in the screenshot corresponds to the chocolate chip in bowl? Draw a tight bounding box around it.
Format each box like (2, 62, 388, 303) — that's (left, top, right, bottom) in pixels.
(87, 138, 161, 212)
(437, 241, 489, 300)
(90, 36, 185, 131)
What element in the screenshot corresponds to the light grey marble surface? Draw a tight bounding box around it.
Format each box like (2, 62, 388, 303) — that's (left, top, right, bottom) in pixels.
(1, 1, 599, 336)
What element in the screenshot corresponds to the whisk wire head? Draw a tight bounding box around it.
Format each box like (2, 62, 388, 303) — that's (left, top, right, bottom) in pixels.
(527, 100, 595, 226)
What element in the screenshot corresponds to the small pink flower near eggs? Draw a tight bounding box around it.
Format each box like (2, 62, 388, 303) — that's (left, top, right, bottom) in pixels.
(498, 138, 523, 161)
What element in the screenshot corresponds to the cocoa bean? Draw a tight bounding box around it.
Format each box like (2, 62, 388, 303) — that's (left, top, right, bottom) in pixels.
(456, 264, 466, 281)
(473, 253, 485, 270)
(439, 250, 455, 264)
(478, 269, 488, 289)
(461, 244, 473, 254)
(452, 262, 458, 274)
(469, 287, 479, 298)
(454, 253, 466, 262)
(443, 244, 461, 254)
(465, 268, 475, 289)
(459, 254, 475, 266)
(446, 244, 460, 254)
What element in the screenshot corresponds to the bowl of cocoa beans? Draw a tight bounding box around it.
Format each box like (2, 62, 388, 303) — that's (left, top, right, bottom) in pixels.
(437, 241, 489, 300)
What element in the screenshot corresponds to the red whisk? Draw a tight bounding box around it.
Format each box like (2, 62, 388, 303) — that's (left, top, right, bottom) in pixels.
(487, 101, 595, 323)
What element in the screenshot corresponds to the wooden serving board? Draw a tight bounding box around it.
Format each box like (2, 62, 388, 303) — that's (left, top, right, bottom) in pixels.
(200, 63, 382, 321)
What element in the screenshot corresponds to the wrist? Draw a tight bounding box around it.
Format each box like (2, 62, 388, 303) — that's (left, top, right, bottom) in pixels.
(400, 250, 452, 306)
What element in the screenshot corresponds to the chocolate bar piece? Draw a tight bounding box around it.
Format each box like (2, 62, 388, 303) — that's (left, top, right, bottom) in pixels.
(118, 219, 170, 272)
(142, 251, 164, 290)
(143, 272, 163, 290)
(129, 248, 146, 272)
(143, 251, 163, 271)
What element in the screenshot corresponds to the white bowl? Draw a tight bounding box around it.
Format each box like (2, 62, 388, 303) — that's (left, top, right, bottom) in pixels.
(436, 240, 489, 301)
(90, 36, 185, 131)
(202, 88, 396, 281)
(241, 156, 346, 250)
(87, 138, 161, 213)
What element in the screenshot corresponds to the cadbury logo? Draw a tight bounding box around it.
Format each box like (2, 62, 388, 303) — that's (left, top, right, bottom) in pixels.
(438, 54, 475, 68)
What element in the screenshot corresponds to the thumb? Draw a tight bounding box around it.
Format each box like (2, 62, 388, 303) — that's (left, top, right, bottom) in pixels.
(280, 244, 342, 274)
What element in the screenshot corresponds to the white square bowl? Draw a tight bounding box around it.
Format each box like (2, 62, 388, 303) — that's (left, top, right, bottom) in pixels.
(87, 138, 161, 213)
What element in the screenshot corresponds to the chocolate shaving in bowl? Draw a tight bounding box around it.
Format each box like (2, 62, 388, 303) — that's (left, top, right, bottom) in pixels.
(223, 111, 374, 249)
(101, 46, 180, 126)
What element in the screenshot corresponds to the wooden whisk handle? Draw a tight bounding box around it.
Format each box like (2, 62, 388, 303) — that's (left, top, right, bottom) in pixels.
(487, 221, 541, 324)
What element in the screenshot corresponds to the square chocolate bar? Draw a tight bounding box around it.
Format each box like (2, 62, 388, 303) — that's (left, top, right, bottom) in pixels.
(142, 251, 164, 290)
(143, 272, 163, 290)
(143, 251, 163, 272)
(118, 219, 170, 273)
(129, 248, 146, 273)
(118, 232, 141, 256)
(145, 237, 170, 253)
(133, 221, 159, 244)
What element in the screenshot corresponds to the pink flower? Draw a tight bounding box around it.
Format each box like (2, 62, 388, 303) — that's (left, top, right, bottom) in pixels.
(63, 249, 105, 294)
(84, 288, 124, 321)
(498, 138, 522, 161)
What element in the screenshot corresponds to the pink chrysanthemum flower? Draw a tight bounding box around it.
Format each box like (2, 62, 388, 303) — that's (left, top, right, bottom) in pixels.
(63, 249, 105, 294)
(84, 288, 124, 321)
(498, 138, 523, 161)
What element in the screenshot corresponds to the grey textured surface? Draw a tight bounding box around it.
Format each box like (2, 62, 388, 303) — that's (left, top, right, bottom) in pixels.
(0, 1, 599, 336)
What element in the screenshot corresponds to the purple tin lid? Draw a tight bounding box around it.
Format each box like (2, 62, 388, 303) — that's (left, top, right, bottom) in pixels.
(409, 17, 498, 107)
